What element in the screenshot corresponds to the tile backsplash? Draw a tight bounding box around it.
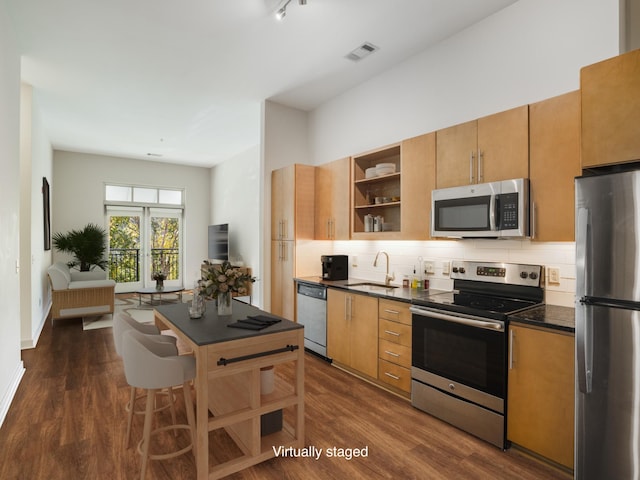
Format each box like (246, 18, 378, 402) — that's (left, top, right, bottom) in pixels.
(321, 239, 576, 307)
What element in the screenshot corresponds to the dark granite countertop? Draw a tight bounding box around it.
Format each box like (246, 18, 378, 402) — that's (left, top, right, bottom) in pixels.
(155, 299, 302, 346)
(508, 304, 575, 333)
(295, 276, 444, 303)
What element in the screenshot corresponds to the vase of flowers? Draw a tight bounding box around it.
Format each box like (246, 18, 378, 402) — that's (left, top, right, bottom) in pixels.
(199, 261, 255, 316)
(152, 271, 167, 290)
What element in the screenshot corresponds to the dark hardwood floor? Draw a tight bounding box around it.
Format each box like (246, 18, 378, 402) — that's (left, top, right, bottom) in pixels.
(0, 313, 571, 479)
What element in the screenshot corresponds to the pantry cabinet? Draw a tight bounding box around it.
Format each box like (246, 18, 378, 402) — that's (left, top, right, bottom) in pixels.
(315, 157, 350, 240)
(507, 323, 574, 469)
(529, 90, 581, 242)
(270, 164, 315, 320)
(377, 299, 412, 396)
(436, 105, 529, 188)
(581, 48, 640, 168)
(327, 289, 378, 379)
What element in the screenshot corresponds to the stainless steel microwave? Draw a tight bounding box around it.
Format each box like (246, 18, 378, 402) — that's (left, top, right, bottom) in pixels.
(431, 178, 529, 238)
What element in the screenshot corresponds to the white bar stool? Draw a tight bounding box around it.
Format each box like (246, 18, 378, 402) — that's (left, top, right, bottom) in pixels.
(112, 313, 178, 447)
(122, 329, 197, 480)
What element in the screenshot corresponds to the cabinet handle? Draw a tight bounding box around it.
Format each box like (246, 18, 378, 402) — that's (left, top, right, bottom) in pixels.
(345, 296, 352, 321)
(384, 309, 400, 315)
(384, 330, 400, 337)
(326, 219, 331, 239)
(509, 329, 515, 369)
(477, 150, 483, 183)
(384, 350, 400, 357)
(469, 151, 475, 184)
(282, 219, 287, 239)
(330, 218, 335, 239)
(384, 372, 401, 380)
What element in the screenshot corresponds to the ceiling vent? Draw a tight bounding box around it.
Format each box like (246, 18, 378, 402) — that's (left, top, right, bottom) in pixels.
(345, 42, 379, 62)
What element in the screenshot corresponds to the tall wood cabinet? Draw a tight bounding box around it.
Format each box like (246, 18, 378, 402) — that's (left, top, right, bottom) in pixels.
(507, 323, 574, 469)
(315, 157, 350, 240)
(270, 164, 315, 320)
(436, 105, 529, 188)
(581, 48, 640, 168)
(327, 289, 378, 379)
(529, 90, 581, 242)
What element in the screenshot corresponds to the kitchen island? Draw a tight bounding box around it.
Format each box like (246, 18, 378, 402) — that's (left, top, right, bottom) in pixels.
(154, 299, 305, 480)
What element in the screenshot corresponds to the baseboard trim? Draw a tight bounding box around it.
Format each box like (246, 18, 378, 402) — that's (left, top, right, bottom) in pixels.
(0, 360, 26, 428)
(20, 302, 50, 350)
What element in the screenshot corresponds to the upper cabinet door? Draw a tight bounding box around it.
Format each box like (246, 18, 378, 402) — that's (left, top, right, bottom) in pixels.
(529, 91, 581, 242)
(477, 105, 529, 184)
(436, 106, 529, 188)
(581, 49, 640, 168)
(401, 132, 436, 239)
(436, 120, 477, 188)
(271, 164, 315, 241)
(315, 157, 350, 240)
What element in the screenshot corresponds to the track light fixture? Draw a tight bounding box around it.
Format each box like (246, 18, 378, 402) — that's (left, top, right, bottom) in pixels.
(275, 0, 307, 20)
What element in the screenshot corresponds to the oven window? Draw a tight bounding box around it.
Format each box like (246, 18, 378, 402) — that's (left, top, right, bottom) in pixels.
(412, 315, 505, 398)
(435, 196, 491, 231)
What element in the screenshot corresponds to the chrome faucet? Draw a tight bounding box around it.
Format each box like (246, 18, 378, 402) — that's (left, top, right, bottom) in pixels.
(373, 251, 395, 286)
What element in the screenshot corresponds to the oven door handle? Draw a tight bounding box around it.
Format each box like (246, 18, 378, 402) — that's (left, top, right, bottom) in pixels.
(410, 306, 504, 332)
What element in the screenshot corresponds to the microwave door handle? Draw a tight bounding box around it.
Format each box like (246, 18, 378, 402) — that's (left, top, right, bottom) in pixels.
(490, 195, 498, 231)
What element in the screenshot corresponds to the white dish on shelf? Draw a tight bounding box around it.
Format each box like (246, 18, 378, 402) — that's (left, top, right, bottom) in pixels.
(365, 167, 378, 179)
(376, 163, 396, 175)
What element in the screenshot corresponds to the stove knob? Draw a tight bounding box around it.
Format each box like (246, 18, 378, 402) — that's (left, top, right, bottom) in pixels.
(452, 267, 459, 273)
(520, 271, 528, 279)
(529, 272, 538, 280)
(458, 267, 465, 274)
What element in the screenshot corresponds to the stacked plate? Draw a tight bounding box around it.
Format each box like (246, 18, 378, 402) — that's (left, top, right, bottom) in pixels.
(365, 167, 378, 179)
(376, 163, 396, 176)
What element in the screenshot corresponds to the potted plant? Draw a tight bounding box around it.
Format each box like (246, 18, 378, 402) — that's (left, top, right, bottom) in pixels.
(52, 223, 108, 272)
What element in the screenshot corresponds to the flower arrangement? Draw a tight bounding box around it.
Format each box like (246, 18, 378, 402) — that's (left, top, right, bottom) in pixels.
(152, 271, 167, 281)
(199, 261, 255, 299)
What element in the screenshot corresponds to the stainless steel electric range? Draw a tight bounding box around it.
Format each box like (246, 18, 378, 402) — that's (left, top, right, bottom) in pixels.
(410, 260, 544, 449)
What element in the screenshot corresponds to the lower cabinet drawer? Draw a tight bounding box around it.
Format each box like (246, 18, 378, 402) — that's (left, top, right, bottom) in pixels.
(378, 359, 411, 393)
(379, 319, 411, 346)
(378, 338, 411, 369)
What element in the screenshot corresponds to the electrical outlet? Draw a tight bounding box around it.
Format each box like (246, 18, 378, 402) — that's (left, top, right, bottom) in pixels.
(548, 267, 560, 285)
(352, 256, 358, 267)
(442, 261, 450, 275)
(424, 261, 435, 274)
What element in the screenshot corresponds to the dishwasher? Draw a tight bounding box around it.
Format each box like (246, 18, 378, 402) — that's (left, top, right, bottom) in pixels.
(296, 281, 330, 361)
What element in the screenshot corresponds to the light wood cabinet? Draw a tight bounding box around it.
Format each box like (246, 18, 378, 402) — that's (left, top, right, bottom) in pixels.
(377, 299, 412, 395)
(327, 289, 378, 379)
(315, 157, 350, 240)
(400, 132, 436, 239)
(436, 106, 529, 188)
(507, 323, 574, 469)
(581, 48, 640, 168)
(529, 91, 581, 242)
(270, 164, 314, 320)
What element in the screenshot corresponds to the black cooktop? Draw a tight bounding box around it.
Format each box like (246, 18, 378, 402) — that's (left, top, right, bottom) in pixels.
(412, 279, 544, 321)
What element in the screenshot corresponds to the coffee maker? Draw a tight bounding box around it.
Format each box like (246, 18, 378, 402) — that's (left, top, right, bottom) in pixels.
(321, 255, 349, 281)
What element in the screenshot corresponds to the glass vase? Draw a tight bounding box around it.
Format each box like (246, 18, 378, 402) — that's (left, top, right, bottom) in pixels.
(217, 291, 232, 316)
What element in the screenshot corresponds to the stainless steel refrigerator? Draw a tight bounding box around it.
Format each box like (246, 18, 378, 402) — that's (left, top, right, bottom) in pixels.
(576, 169, 640, 480)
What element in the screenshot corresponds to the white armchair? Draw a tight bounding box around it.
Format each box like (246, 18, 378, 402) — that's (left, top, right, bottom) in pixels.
(47, 262, 116, 323)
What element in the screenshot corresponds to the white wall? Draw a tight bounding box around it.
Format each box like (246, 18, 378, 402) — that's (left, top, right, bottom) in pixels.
(309, 0, 620, 165)
(20, 84, 53, 349)
(0, 1, 26, 427)
(52, 151, 211, 290)
(296, 0, 622, 307)
(210, 145, 262, 306)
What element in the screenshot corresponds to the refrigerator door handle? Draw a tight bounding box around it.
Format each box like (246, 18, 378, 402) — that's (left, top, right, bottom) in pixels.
(576, 303, 593, 394)
(576, 207, 590, 298)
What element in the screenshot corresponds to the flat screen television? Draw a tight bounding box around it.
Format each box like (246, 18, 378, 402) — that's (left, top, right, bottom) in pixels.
(208, 224, 229, 261)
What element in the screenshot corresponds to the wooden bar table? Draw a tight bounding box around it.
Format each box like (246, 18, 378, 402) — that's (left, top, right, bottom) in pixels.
(154, 299, 305, 480)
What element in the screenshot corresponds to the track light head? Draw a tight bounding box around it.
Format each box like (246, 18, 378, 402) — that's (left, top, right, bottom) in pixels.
(275, 6, 286, 20)
(299, 0, 307, 4)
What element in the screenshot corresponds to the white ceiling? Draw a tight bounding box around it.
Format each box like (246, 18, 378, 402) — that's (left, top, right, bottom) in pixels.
(6, 0, 518, 167)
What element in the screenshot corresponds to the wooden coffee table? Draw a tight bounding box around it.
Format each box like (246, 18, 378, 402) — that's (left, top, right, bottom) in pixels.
(137, 286, 184, 306)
